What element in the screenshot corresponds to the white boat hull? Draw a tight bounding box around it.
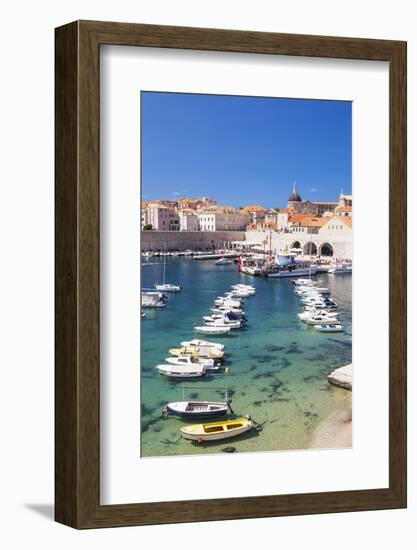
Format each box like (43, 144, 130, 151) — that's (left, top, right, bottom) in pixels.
(194, 326, 231, 335)
(156, 365, 206, 378)
(268, 266, 318, 278)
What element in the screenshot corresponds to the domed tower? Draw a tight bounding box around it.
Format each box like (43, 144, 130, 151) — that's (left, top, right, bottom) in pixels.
(287, 182, 302, 210)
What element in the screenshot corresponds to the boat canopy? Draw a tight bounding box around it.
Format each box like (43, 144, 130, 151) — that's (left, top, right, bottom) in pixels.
(275, 253, 296, 266)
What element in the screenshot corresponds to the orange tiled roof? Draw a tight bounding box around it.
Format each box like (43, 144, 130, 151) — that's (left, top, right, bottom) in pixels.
(302, 218, 328, 227)
(279, 208, 293, 214)
(288, 213, 313, 224)
(322, 215, 352, 229)
(241, 204, 268, 213)
(141, 201, 148, 209)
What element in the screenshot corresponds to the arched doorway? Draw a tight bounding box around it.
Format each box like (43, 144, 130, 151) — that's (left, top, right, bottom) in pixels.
(320, 242, 334, 257)
(303, 241, 317, 256)
(290, 241, 302, 254)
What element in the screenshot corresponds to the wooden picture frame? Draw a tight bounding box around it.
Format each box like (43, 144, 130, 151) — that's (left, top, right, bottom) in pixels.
(55, 20, 407, 529)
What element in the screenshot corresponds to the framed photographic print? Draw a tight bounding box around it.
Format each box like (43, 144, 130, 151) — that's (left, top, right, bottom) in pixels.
(55, 20, 406, 528)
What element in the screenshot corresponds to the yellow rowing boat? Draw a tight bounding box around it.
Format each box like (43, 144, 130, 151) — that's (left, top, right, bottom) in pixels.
(179, 417, 254, 442)
(168, 347, 224, 360)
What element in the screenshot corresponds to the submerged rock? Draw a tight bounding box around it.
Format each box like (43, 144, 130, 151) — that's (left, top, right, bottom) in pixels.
(328, 364, 352, 390)
(222, 446, 236, 453)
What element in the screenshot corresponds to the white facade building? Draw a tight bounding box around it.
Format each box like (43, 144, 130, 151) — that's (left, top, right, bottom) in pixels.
(198, 207, 251, 231)
(179, 211, 199, 231)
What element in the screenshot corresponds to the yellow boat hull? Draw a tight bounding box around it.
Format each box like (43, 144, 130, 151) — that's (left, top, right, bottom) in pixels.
(168, 347, 224, 360)
(179, 417, 254, 442)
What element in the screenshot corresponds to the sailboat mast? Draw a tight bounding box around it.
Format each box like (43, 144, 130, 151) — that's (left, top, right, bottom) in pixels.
(163, 242, 167, 285)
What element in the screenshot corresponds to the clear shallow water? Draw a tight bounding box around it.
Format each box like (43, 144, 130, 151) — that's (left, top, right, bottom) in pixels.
(141, 257, 352, 457)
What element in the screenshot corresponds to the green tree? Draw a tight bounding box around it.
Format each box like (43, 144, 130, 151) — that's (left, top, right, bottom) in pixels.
(143, 224, 153, 230)
(274, 208, 280, 212)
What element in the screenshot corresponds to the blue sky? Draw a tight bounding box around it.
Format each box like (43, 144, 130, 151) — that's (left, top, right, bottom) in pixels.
(141, 92, 351, 209)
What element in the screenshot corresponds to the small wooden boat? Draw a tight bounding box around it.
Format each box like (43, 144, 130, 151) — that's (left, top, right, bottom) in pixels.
(313, 324, 344, 332)
(181, 339, 225, 351)
(164, 400, 229, 418)
(194, 325, 231, 336)
(155, 364, 206, 378)
(179, 417, 254, 442)
(168, 347, 224, 360)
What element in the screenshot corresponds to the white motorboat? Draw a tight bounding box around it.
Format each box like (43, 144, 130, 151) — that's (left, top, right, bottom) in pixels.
(314, 324, 344, 332)
(295, 286, 330, 297)
(301, 312, 340, 325)
(194, 325, 231, 335)
(165, 355, 216, 367)
(164, 400, 229, 418)
(302, 297, 338, 309)
(214, 298, 242, 308)
(156, 364, 206, 378)
(328, 263, 352, 274)
(293, 279, 318, 287)
(214, 257, 233, 265)
(205, 319, 242, 329)
(203, 314, 224, 322)
(141, 291, 166, 308)
(231, 284, 255, 294)
(227, 290, 251, 298)
(298, 309, 338, 321)
(155, 283, 181, 292)
(210, 305, 244, 313)
(180, 339, 225, 351)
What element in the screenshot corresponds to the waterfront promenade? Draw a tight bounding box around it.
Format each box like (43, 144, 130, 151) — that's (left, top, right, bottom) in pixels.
(142, 229, 353, 260)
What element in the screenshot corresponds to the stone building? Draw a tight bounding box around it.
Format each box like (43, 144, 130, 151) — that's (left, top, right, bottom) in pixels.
(147, 203, 180, 231)
(198, 206, 251, 231)
(287, 183, 338, 215)
(178, 209, 199, 231)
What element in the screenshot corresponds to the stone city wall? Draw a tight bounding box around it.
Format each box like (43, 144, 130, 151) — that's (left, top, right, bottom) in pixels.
(141, 230, 246, 251)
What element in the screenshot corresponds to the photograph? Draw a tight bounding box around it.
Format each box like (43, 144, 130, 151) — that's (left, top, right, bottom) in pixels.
(140, 91, 353, 457)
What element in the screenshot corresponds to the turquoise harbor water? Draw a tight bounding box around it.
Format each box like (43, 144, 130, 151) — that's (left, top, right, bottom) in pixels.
(141, 258, 352, 457)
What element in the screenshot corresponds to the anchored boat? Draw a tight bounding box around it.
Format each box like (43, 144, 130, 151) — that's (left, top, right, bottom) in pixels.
(165, 355, 221, 371)
(154, 243, 181, 292)
(313, 324, 344, 332)
(156, 364, 206, 378)
(163, 386, 233, 419)
(180, 339, 225, 351)
(179, 416, 254, 442)
(142, 291, 167, 308)
(169, 346, 224, 360)
(194, 325, 231, 336)
(214, 257, 233, 265)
